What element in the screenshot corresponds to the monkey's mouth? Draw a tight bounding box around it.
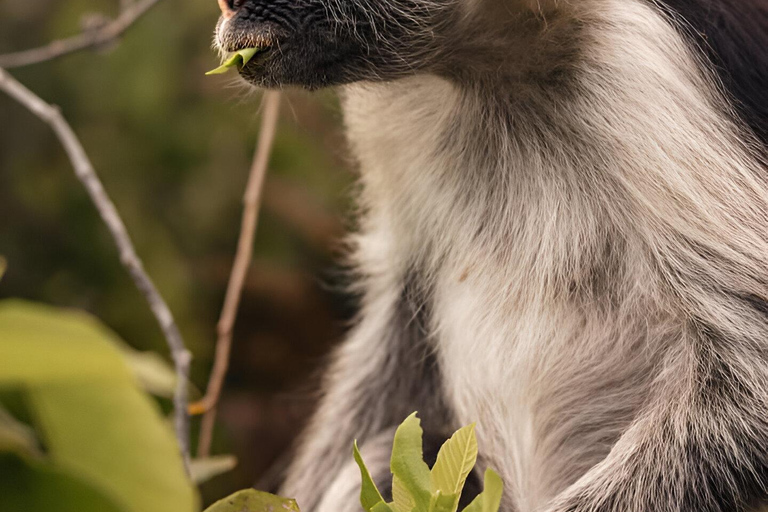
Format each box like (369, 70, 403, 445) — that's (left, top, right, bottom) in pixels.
(220, 39, 275, 70)
(214, 14, 359, 89)
(215, 21, 279, 72)
(226, 45, 273, 71)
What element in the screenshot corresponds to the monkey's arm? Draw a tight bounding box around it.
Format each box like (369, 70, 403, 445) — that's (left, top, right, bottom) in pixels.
(280, 272, 448, 512)
(544, 321, 768, 512)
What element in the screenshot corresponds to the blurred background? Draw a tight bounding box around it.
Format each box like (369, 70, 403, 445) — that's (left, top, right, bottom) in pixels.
(0, 0, 356, 505)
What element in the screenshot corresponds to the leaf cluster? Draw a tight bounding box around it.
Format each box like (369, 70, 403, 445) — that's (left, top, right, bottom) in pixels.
(203, 413, 504, 512)
(354, 413, 503, 512)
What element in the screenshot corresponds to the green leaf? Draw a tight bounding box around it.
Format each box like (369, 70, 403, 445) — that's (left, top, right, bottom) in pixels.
(392, 474, 416, 512)
(204, 489, 300, 512)
(390, 413, 432, 512)
(0, 300, 181, 397)
(354, 440, 387, 511)
(426, 488, 459, 512)
(29, 382, 197, 512)
(461, 494, 483, 512)
(116, 343, 179, 398)
(0, 453, 128, 512)
(461, 469, 503, 512)
(430, 423, 478, 511)
(0, 300, 199, 512)
(190, 455, 238, 485)
(371, 502, 396, 512)
(429, 491, 460, 512)
(480, 469, 503, 512)
(0, 300, 133, 385)
(206, 48, 261, 75)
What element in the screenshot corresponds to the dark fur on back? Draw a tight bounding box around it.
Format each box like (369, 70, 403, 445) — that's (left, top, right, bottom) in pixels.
(656, 0, 768, 142)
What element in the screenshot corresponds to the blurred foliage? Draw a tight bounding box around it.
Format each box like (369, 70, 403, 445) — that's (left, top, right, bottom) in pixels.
(191, 455, 239, 486)
(0, 0, 355, 504)
(0, 300, 198, 512)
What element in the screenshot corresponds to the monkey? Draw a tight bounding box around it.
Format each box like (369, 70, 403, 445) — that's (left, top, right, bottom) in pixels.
(212, 0, 768, 510)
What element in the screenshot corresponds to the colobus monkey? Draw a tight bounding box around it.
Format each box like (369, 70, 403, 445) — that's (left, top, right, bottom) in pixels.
(214, 0, 768, 510)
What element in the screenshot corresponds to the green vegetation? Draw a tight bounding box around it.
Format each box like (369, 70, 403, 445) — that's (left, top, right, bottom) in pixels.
(205, 413, 504, 512)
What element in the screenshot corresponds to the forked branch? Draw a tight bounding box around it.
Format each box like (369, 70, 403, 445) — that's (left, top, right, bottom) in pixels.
(0, 0, 165, 69)
(0, 67, 192, 474)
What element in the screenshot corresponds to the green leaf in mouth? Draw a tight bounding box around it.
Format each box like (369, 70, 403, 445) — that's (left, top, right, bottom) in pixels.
(206, 47, 261, 75)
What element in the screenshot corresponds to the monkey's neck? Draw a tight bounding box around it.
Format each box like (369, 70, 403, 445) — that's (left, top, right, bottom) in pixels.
(342, 0, 767, 298)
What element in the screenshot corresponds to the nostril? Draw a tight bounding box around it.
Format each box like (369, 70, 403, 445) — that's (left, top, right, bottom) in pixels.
(217, 0, 236, 18)
(218, 0, 248, 18)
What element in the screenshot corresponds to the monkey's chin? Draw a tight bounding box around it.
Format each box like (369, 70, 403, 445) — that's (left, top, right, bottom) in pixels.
(236, 67, 295, 90)
(217, 32, 368, 89)
(227, 52, 304, 89)
(237, 59, 356, 91)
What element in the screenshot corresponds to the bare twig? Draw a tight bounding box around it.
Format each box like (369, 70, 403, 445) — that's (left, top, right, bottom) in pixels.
(0, 67, 192, 474)
(0, 0, 164, 69)
(193, 91, 282, 458)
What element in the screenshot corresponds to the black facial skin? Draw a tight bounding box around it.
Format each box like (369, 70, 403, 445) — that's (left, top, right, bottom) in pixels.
(215, 0, 451, 89)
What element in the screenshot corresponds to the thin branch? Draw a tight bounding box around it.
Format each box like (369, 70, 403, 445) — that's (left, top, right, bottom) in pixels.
(0, 67, 192, 474)
(193, 91, 282, 458)
(0, 0, 164, 69)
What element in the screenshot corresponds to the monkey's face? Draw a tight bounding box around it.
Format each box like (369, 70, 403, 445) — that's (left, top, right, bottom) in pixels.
(213, 0, 454, 88)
